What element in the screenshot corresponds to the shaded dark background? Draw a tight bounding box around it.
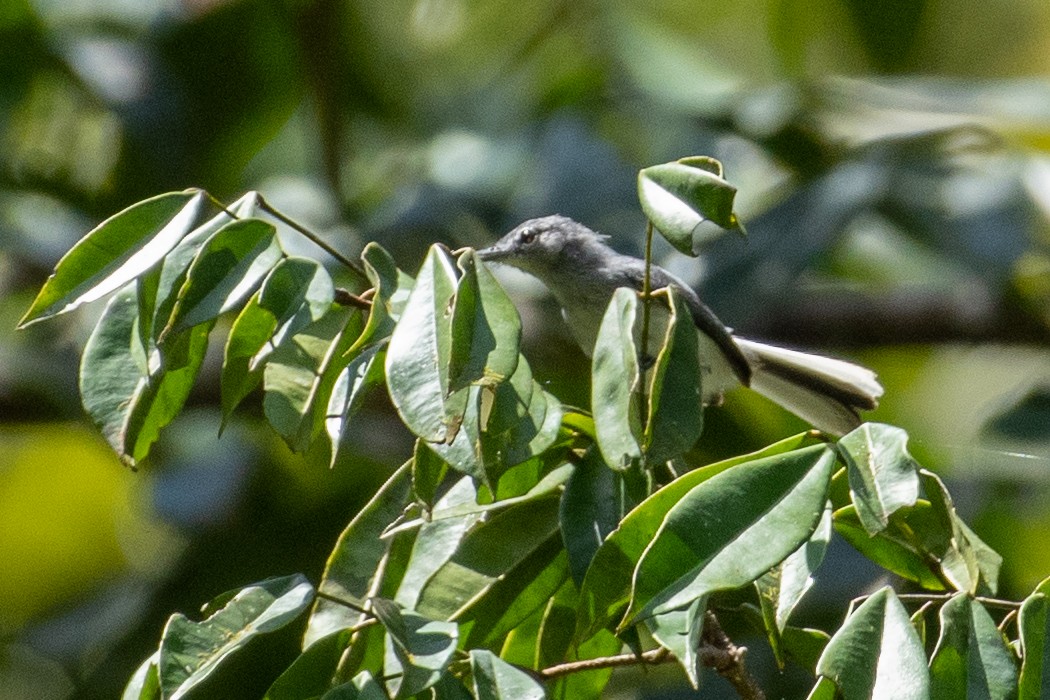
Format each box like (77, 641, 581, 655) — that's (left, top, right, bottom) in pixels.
(3, 0, 1050, 697)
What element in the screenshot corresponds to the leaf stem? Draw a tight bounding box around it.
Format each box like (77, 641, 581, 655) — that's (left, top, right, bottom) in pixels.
(539, 647, 670, 679)
(638, 220, 655, 467)
(256, 196, 370, 283)
(316, 590, 373, 616)
(855, 591, 1022, 610)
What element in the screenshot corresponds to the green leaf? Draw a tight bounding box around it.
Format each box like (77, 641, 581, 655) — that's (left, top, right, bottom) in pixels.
(930, 593, 1018, 700)
(417, 496, 561, 621)
(350, 242, 414, 354)
(922, 470, 1002, 594)
(152, 192, 261, 339)
(306, 463, 413, 647)
(79, 282, 210, 466)
(429, 353, 563, 482)
(447, 249, 521, 391)
(815, 587, 929, 699)
(548, 628, 621, 700)
(756, 502, 833, 666)
(469, 650, 545, 700)
(412, 439, 449, 508)
(385, 245, 467, 443)
(833, 502, 949, 590)
(263, 628, 352, 700)
(637, 158, 744, 256)
(806, 676, 839, 700)
(320, 672, 388, 700)
(164, 217, 283, 335)
(838, 423, 921, 535)
(263, 308, 362, 453)
(575, 433, 812, 641)
(1019, 577, 1050, 700)
(647, 597, 707, 687)
(371, 598, 458, 698)
(643, 287, 704, 464)
(591, 288, 643, 469)
(394, 477, 481, 609)
(157, 574, 315, 700)
(623, 444, 836, 626)
(326, 343, 387, 466)
(122, 654, 161, 700)
(20, 190, 205, 326)
(560, 447, 622, 586)
(220, 294, 275, 422)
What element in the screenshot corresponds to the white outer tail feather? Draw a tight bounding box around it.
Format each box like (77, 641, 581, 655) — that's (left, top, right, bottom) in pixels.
(734, 338, 884, 436)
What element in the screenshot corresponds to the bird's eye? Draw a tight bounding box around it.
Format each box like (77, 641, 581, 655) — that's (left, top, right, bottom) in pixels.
(519, 228, 537, 244)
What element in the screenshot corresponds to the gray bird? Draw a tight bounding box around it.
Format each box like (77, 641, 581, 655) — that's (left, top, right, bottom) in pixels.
(476, 215, 883, 436)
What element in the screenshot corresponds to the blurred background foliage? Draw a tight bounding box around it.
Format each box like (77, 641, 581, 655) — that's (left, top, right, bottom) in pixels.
(3, 0, 1050, 697)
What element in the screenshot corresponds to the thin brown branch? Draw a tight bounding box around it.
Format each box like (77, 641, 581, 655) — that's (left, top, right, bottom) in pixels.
(701, 612, 765, 700)
(335, 287, 373, 309)
(539, 647, 670, 679)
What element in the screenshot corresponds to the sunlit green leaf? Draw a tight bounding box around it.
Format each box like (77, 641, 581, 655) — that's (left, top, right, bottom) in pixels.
(447, 249, 521, 391)
(1019, 576, 1050, 700)
(157, 574, 315, 700)
(20, 190, 205, 327)
(469, 650, 545, 700)
(306, 463, 412, 647)
(416, 496, 561, 621)
(385, 245, 467, 443)
(164, 217, 283, 335)
(575, 433, 812, 642)
(922, 470, 1002, 594)
(263, 308, 361, 453)
(326, 343, 387, 466)
(930, 593, 1018, 699)
(637, 158, 744, 256)
(647, 597, 706, 687)
(815, 587, 929, 699)
(220, 294, 275, 422)
(349, 242, 414, 355)
(372, 598, 457, 698)
(122, 654, 160, 700)
(624, 444, 836, 626)
(838, 423, 920, 534)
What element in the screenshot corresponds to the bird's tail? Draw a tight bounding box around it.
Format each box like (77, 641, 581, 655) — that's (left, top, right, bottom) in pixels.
(734, 338, 884, 436)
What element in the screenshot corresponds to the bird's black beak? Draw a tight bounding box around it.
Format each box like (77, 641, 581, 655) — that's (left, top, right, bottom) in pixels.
(475, 243, 508, 262)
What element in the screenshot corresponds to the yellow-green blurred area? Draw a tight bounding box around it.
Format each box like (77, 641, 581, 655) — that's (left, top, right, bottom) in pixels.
(4, 0, 1050, 697)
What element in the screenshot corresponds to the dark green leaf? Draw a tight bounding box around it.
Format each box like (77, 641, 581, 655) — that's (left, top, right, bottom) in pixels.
(157, 574, 315, 700)
(922, 470, 1002, 594)
(560, 447, 621, 586)
(412, 440, 449, 508)
(122, 654, 161, 700)
(447, 249, 521, 391)
(263, 308, 362, 453)
(930, 593, 1018, 700)
(643, 287, 704, 464)
(624, 444, 836, 626)
(833, 502, 948, 590)
(319, 672, 387, 700)
(385, 245, 466, 443)
(575, 433, 812, 641)
(591, 288, 643, 469)
(263, 628, 352, 700)
(164, 217, 283, 335)
(1019, 577, 1050, 700)
(756, 503, 833, 667)
(838, 423, 921, 535)
(469, 650, 545, 700)
(815, 587, 929, 699)
(20, 190, 205, 326)
(306, 463, 412, 647)
(371, 598, 457, 698)
(637, 158, 744, 256)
